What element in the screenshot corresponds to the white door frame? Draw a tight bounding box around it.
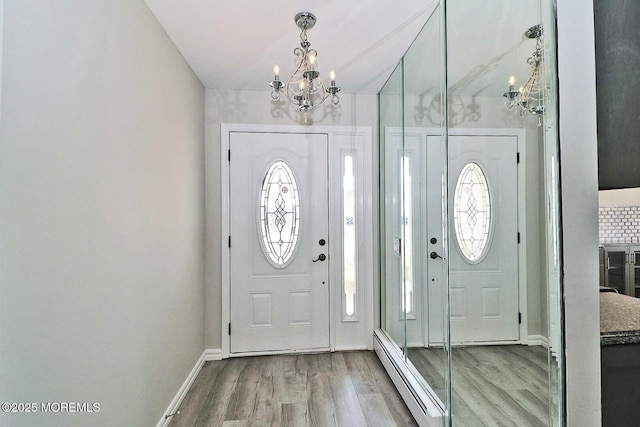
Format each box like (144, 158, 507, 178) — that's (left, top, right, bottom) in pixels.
(220, 123, 374, 358)
(387, 126, 528, 345)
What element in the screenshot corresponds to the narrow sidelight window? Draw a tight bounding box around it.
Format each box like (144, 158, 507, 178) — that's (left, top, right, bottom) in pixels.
(402, 155, 414, 315)
(343, 154, 357, 320)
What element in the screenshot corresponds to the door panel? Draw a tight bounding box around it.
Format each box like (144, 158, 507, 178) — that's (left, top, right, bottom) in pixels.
(229, 132, 329, 353)
(448, 135, 519, 343)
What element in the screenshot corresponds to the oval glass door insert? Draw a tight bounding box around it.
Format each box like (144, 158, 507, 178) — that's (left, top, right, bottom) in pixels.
(453, 161, 493, 263)
(259, 160, 301, 267)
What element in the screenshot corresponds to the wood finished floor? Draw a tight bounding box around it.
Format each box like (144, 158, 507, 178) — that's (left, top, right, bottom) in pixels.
(168, 351, 418, 427)
(408, 345, 559, 427)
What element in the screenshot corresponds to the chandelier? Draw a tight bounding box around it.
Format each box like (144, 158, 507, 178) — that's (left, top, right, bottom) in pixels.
(269, 12, 341, 112)
(503, 25, 544, 116)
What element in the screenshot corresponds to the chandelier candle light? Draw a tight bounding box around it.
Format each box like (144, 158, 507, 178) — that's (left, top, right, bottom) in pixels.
(503, 24, 544, 117)
(270, 12, 341, 112)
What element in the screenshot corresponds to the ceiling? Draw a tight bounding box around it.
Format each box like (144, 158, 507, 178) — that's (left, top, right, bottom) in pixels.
(144, 0, 543, 96)
(145, 0, 438, 94)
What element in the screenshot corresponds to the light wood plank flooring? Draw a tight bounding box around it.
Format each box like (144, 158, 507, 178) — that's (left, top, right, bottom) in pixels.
(408, 345, 559, 427)
(169, 351, 417, 427)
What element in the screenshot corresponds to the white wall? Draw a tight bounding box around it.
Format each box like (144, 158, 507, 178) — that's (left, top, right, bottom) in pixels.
(557, 0, 602, 424)
(205, 89, 378, 350)
(0, 1, 205, 426)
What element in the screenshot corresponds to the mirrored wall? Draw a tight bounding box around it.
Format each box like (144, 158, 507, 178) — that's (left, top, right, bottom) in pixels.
(377, 0, 562, 425)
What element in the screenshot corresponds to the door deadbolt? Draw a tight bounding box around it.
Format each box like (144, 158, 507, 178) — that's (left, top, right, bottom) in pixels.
(430, 237, 438, 245)
(319, 239, 326, 246)
(313, 254, 327, 262)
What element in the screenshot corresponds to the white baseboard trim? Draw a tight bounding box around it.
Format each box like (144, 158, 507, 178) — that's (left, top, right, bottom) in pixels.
(528, 334, 550, 348)
(205, 348, 223, 361)
(334, 344, 369, 352)
(374, 329, 445, 427)
(156, 350, 206, 427)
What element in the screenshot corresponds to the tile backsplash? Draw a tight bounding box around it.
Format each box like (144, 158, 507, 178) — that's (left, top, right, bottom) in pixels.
(600, 206, 640, 244)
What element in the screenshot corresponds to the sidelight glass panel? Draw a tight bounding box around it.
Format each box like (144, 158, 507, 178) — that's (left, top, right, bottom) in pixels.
(343, 154, 357, 319)
(259, 160, 300, 267)
(401, 155, 414, 315)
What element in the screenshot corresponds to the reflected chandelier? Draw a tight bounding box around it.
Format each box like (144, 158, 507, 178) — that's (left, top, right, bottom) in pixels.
(503, 25, 544, 116)
(269, 12, 341, 112)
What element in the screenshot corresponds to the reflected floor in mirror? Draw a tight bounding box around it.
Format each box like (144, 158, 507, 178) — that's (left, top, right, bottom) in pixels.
(408, 345, 558, 427)
(168, 351, 417, 427)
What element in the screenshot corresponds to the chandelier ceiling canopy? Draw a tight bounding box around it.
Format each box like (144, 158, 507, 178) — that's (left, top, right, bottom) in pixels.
(269, 12, 341, 112)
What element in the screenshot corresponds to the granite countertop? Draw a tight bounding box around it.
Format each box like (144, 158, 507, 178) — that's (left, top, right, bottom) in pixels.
(600, 291, 640, 345)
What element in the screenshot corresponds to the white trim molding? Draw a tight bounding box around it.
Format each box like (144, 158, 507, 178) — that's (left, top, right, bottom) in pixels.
(528, 334, 550, 348)
(204, 348, 223, 361)
(374, 329, 445, 427)
(333, 344, 369, 352)
(155, 351, 206, 427)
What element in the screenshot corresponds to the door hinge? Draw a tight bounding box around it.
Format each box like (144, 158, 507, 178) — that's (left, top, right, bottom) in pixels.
(517, 232, 521, 244)
(228, 323, 231, 335)
(228, 236, 231, 248)
(228, 149, 231, 162)
(517, 152, 520, 164)
(518, 312, 522, 324)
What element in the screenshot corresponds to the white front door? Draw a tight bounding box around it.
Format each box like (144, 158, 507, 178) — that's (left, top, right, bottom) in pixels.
(423, 131, 521, 345)
(447, 135, 519, 343)
(229, 132, 330, 354)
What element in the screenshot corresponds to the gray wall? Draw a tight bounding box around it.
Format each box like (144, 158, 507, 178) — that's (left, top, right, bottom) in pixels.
(0, 1, 205, 426)
(594, 0, 640, 190)
(204, 89, 378, 350)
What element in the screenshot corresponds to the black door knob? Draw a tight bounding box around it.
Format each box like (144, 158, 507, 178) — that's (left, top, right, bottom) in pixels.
(430, 251, 442, 260)
(313, 254, 327, 262)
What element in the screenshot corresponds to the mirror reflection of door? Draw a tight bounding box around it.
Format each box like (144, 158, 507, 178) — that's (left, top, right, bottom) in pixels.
(448, 134, 520, 344)
(391, 128, 528, 413)
(395, 130, 523, 346)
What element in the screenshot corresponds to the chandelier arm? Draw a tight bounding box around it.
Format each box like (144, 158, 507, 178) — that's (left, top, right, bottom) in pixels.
(269, 12, 341, 113)
(293, 47, 306, 71)
(503, 24, 546, 116)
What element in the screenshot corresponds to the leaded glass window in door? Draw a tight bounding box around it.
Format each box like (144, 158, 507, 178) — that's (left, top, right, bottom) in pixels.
(259, 160, 300, 267)
(453, 161, 493, 263)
